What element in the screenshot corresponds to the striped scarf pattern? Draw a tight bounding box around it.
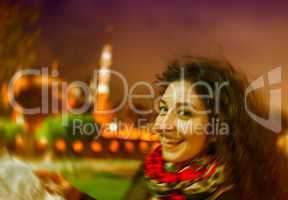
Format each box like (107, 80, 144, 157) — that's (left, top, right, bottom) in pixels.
(144, 146, 226, 200)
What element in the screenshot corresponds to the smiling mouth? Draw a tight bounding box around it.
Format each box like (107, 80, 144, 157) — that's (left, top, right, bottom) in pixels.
(162, 138, 184, 148)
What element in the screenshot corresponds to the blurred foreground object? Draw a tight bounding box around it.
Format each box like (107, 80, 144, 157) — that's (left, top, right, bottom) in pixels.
(0, 154, 95, 200)
(34, 170, 80, 200)
(0, 155, 64, 200)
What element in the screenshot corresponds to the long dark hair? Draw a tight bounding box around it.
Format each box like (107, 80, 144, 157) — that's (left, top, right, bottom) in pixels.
(156, 57, 288, 199)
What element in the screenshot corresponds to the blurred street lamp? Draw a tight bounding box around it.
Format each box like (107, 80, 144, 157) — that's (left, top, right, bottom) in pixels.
(72, 140, 84, 153)
(55, 139, 66, 153)
(124, 141, 134, 153)
(36, 137, 48, 151)
(109, 140, 119, 153)
(139, 141, 149, 153)
(91, 141, 102, 153)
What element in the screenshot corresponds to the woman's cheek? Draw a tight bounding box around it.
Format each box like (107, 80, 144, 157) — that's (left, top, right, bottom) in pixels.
(176, 119, 194, 136)
(176, 118, 206, 136)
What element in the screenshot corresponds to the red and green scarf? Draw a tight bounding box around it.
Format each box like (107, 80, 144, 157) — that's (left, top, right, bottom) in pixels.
(144, 146, 227, 200)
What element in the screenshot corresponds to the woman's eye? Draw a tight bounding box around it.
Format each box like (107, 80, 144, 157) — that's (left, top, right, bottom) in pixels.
(177, 109, 192, 119)
(159, 106, 168, 114)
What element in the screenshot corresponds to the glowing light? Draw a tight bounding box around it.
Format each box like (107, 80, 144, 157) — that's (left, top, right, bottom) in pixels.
(15, 114, 25, 125)
(139, 141, 149, 153)
(73, 140, 84, 153)
(91, 141, 102, 153)
(103, 125, 159, 141)
(55, 139, 66, 152)
(37, 137, 48, 150)
(15, 135, 24, 148)
(100, 44, 112, 67)
(70, 86, 82, 97)
(109, 140, 119, 153)
(141, 132, 151, 141)
(151, 134, 160, 141)
(102, 51, 111, 62)
(93, 44, 113, 123)
(109, 122, 118, 132)
(97, 44, 112, 95)
(277, 134, 288, 156)
(124, 141, 134, 153)
(97, 83, 109, 94)
(102, 128, 118, 138)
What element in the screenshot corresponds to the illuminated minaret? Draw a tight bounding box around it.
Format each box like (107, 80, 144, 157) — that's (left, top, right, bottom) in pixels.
(97, 44, 112, 94)
(93, 44, 114, 124)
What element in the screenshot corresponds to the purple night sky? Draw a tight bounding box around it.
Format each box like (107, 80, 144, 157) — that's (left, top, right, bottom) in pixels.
(35, 0, 288, 106)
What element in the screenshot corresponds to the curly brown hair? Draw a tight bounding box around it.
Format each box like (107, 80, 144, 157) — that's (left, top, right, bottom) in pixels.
(156, 57, 288, 200)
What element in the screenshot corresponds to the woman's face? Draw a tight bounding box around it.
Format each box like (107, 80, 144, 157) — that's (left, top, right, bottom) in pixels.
(153, 80, 209, 163)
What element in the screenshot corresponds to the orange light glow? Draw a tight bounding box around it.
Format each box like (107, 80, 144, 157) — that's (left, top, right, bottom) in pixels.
(68, 98, 77, 108)
(93, 94, 114, 124)
(55, 139, 66, 152)
(107, 126, 159, 142)
(102, 128, 118, 138)
(124, 141, 134, 153)
(150, 134, 159, 141)
(109, 140, 119, 153)
(117, 127, 140, 140)
(93, 44, 114, 124)
(72, 140, 84, 153)
(139, 141, 149, 153)
(91, 141, 103, 153)
(36, 138, 48, 150)
(15, 135, 24, 148)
